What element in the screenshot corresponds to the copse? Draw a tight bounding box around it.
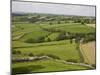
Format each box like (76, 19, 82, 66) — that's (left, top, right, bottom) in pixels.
(56, 32, 66, 41)
(28, 53, 34, 57)
(25, 38, 35, 43)
(29, 16, 39, 23)
(57, 21, 61, 24)
(46, 38, 51, 42)
(49, 22, 53, 25)
(12, 50, 21, 55)
(36, 36, 45, 43)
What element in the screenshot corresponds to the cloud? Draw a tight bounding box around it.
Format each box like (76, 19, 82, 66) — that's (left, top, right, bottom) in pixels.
(12, 1, 95, 16)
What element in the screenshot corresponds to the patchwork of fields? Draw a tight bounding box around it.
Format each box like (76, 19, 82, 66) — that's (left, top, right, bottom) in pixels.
(12, 14, 96, 74)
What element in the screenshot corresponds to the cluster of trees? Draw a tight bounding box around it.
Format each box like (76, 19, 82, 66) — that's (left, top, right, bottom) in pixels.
(13, 14, 96, 24)
(55, 32, 95, 43)
(82, 33, 96, 43)
(56, 32, 67, 41)
(12, 50, 21, 54)
(25, 31, 95, 44)
(25, 36, 45, 43)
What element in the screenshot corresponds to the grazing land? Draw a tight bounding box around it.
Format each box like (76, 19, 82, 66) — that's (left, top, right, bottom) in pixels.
(12, 13, 96, 74)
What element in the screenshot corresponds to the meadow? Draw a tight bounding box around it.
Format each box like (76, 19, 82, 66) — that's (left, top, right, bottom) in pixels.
(12, 14, 96, 74)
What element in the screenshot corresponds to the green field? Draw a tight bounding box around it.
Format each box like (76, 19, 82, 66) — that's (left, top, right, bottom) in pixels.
(12, 14, 96, 74)
(12, 59, 89, 74)
(13, 40, 81, 61)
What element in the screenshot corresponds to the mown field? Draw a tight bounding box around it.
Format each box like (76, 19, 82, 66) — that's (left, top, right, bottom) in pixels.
(81, 41, 96, 65)
(12, 14, 96, 74)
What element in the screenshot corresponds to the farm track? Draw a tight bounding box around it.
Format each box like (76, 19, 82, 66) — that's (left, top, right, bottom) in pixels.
(12, 55, 94, 69)
(80, 43, 90, 64)
(76, 43, 84, 63)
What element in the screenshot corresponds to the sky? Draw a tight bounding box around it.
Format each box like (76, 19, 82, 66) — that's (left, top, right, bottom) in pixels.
(12, 1, 95, 16)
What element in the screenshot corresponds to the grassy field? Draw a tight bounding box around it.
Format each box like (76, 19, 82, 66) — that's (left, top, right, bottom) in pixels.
(13, 40, 81, 61)
(12, 59, 89, 74)
(40, 23, 95, 33)
(12, 14, 96, 74)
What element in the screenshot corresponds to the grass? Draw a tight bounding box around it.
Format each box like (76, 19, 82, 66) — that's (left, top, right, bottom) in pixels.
(55, 24, 95, 33)
(12, 39, 68, 48)
(12, 22, 95, 42)
(19, 30, 50, 41)
(13, 40, 81, 62)
(40, 23, 95, 33)
(47, 32, 60, 41)
(12, 59, 89, 74)
(12, 21, 95, 74)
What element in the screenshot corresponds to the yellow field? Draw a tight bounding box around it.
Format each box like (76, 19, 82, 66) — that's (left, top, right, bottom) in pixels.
(86, 24, 96, 28)
(80, 41, 96, 65)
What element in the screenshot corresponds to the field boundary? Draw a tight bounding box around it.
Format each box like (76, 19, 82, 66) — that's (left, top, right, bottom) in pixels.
(12, 56, 94, 69)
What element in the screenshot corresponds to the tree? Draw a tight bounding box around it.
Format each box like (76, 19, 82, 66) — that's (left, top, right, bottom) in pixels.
(81, 21, 85, 25)
(70, 38, 73, 44)
(57, 21, 61, 24)
(81, 19, 85, 25)
(66, 59, 78, 63)
(25, 38, 35, 43)
(49, 22, 53, 25)
(46, 38, 51, 42)
(56, 32, 66, 41)
(36, 36, 45, 43)
(12, 50, 21, 54)
(28, 53, 34, 56)
(29, 16, 39, 23)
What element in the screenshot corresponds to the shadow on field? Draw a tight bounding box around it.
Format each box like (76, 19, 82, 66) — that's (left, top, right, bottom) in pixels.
(12, 65, 45, 75)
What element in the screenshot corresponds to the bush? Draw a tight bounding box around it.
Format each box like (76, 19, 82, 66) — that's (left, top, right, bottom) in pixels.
(91, 64, 96, 68)
(70, 39, 73, 44)
(46, 38, 51, 42)
(25, 38, 35, 43)
(56, 32, 66, 41)
(66, 59, 78, 63)
(83, 33, 95, 43)
(28, 53, 34, 57)
(81, 20, 85, 25)
(17, 51, 21, 54)
(36, 37, 45, 43)
(49, 22, 53, 25)
(12, 50, 17, 54)
(36, 53, 45, 56)
(12, 50, 21, 54)
(57, 21, 61, 24)
(47, 54, 60, 59)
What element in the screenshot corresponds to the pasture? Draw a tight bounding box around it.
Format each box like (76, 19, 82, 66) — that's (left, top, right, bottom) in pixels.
(12, 59, 89, 74)
(12, 14, 96, 74)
